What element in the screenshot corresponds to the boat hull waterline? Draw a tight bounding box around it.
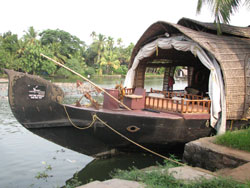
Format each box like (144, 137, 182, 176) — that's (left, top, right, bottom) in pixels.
(5, 69, 212, 157)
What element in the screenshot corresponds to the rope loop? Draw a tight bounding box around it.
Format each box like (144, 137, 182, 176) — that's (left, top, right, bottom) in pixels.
(63, 105, 96, 130)
(63, 105, 244, 182)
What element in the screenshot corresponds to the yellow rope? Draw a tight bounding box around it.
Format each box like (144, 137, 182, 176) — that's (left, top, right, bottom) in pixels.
(63, 109, 248, 182)
(64, 104, 183, 165)
(93, 115, 241, 179)
(94, 114, 185, 166)
(63, 105, 96, 130)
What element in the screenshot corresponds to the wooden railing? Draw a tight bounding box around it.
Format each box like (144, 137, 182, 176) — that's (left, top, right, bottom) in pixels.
(150, 89, 203, 100)
(124, 88, 210, 114)
(145, 96, 211, 114)
(125, 88, 135, 95)
(181, 99, 211, 113)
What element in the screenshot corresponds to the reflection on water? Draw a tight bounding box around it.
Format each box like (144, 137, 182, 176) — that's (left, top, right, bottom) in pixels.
(67, 153, 165, 185)
(0, 77, 187, 188)
(0, 90, 93, 188)
(0, 83, 93, 188)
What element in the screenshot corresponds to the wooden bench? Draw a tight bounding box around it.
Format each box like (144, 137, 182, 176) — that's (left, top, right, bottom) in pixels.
(124, 88, 146, 110)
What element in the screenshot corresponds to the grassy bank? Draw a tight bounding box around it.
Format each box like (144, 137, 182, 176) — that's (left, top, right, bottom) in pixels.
(111, 159, 248, 188)
(215, 127, 250, 152)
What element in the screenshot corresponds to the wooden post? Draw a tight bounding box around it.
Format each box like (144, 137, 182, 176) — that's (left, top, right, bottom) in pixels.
(181, 99, 184, 113)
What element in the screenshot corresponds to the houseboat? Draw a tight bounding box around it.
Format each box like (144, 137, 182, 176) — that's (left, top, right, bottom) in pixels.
(5, 18, 250, 157)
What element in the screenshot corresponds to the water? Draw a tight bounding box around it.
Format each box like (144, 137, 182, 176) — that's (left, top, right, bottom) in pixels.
(0, 77, 187, 188)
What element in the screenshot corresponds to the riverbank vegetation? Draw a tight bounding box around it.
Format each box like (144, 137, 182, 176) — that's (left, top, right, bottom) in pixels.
(215, 127, 250, 152)
(111, 159, 249, 188)
(0, 27, 135, 78)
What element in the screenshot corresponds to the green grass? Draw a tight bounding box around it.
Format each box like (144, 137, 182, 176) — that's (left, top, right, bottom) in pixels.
(215, 127, 250, 152)
(111, 159, 249, 188)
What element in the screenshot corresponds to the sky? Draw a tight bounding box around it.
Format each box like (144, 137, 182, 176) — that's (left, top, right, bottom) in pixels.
(1, 0, 249, 46)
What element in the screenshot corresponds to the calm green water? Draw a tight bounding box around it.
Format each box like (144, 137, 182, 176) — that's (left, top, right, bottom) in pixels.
(0, 77, 187, 188)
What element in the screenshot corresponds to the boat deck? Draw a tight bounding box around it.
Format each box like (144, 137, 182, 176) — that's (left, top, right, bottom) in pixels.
(67, 89, 211, 121)
(67, 104, 210, 120)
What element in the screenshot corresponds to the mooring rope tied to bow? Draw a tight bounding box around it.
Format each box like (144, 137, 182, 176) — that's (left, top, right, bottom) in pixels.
(63, 105, 97, 130)
(63, 104, 249, 184)
(63, 104, 185, 165)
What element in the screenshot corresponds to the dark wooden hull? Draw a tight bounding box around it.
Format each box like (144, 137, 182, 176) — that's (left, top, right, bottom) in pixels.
(4, 69, 212, 157)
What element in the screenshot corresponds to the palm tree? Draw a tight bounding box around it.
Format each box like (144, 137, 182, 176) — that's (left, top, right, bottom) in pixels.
(196, 0, 250, 34)
(106, 36, 114, 52)
(23, 26, 38, 43)
(100, 50, 120, 75)
(90, 31, 97, 40)
(95, 34, 106, 67)
(117, 38, 123, 46)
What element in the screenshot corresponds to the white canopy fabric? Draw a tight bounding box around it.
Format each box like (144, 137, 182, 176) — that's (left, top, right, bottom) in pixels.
(124, 36, 226, 134)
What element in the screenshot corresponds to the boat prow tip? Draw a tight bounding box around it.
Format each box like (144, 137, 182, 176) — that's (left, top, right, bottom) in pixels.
(3, 69, 20, 76)
(3, 68, 10, 74)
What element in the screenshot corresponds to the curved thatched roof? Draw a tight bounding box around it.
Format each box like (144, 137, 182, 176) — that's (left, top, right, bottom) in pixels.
(178, 17, 250, 38)
(129, 18, 250, 120)
(129, 21, 179, 68)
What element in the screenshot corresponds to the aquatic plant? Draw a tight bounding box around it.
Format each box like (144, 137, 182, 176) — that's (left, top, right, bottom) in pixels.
(35, 163, 53, 180)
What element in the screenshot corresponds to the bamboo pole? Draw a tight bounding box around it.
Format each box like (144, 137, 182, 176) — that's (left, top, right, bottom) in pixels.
(40, 53, 131, 111)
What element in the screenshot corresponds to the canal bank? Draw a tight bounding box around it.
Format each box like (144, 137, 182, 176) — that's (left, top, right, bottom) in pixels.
(183, 136, 250, 182)
(78, 136, 250, 188)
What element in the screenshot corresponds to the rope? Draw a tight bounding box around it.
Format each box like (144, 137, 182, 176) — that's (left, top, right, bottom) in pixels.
(63, 108, 247, 183)
(63, 103, 183, 165)
(96, 115, 246, 180)
(94, 115, 185, 166)
(63, 105, 96, 130)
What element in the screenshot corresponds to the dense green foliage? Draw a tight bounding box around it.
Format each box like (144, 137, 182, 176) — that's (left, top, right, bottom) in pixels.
(112, 159, 248, 188)
(215, 127, 250, 152)
(0, 27, 134, 77)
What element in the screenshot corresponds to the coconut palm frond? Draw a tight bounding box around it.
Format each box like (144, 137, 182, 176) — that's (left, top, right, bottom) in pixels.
(244, 0, 250, 8)
(197, 0, 242, 35)
(196, 0, 203, 13)
(214, 0, 240, 24)
(196, 0, 214, 13)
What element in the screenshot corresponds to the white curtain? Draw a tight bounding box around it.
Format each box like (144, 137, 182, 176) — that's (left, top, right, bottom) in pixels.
(124, 36, 226, 133)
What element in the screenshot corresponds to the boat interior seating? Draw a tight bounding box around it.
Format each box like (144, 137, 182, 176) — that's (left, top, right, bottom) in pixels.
(124, 88, 211, 114)
(123, 88, 146, 110)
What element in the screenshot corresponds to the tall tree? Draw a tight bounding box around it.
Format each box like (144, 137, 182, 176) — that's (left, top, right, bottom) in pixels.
(17, 40, 56, 75)
(117, 38, 123, 46)
(0, 32, 20, 70)
(23, 26, 38, 43)
(93, 33, 106, 70)
(90, 31, 97, 40)
(100, 50, 120, 75)
(39, 29, 85, 59)
(196, 0, 250, 34)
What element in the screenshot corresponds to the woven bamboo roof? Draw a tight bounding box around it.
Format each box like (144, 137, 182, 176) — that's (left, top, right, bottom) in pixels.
(129, 18, 250, 120)
(178, 17, 250, 38)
